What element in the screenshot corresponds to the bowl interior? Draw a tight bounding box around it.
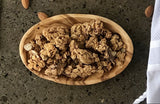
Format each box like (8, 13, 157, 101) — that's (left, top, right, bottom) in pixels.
(19, 14, 133, 85)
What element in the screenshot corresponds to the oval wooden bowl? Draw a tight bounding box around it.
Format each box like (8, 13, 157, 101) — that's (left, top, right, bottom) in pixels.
(19, 14, 134, 85)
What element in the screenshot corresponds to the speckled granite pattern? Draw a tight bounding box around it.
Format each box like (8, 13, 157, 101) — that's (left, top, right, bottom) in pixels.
(0, 0, 154, 104)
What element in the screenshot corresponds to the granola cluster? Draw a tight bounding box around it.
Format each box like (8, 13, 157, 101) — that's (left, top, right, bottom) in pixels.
(24, 20, 126, 79)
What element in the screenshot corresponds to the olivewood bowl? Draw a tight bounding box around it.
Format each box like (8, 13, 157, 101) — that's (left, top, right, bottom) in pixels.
(19, 14, 133, 85)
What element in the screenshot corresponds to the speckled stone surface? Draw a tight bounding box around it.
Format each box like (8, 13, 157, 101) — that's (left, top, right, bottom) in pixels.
(0, 0, 154, 104)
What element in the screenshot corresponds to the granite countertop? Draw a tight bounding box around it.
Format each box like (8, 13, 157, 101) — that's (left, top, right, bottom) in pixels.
(0, 0, 154, 104)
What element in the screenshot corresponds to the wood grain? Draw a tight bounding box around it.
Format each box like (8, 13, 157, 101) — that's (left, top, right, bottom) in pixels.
(19, 14, 134, 85)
